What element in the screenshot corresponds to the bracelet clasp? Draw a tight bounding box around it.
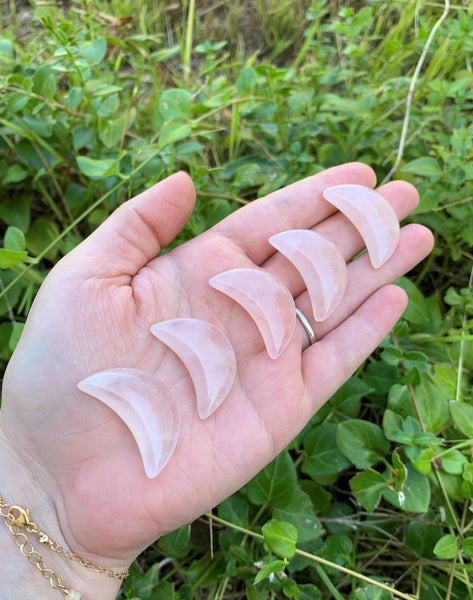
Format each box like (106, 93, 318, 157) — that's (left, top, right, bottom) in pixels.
(7, 505, 34, 529)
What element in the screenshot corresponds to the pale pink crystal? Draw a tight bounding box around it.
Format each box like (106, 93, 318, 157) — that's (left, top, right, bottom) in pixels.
(150, 319, 236, 420)
(269, 230, 347, 322)
(209, 268, 296, 359)
(77, 368, 180, 479)
(323, 184, 400, 269)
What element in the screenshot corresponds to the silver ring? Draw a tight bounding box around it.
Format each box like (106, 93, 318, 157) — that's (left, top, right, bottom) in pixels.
(296, 308, 317, 346)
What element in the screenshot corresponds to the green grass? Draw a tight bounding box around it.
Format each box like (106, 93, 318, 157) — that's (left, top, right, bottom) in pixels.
(1, 0, 473, 598)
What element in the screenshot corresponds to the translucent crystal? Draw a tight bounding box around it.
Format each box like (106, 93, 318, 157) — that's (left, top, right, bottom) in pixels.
(150, 319, 237, 420)
(209, 268, 296, 359)
(78, 368, 180, 479)
(323, 184, 400, 268)
(269, 229, 347, 322)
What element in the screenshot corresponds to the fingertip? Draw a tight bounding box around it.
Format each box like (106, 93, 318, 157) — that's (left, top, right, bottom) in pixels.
(322, 162, 377, 189)
(159, 171, 196, 210)
(418, 223, 435, 255)
(174, 170, 197, 199)
(384, 283, 409, 312)
(379, 179, 420, 212)
(348, 161, 378, 187)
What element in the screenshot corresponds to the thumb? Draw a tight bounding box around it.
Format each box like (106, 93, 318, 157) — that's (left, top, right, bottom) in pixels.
(72, 171, 196, 277)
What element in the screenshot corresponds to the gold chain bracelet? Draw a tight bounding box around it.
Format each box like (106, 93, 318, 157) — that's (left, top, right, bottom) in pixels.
(0, 493, 129, 599)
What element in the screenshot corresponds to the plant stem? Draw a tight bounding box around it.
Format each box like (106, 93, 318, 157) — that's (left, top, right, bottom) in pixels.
(381, 0, 450, 184)
(206, 513, 417, 600)
(315, 564, 345, 600)
(183, 0, 196, 80)
(455, 264, 473, 402)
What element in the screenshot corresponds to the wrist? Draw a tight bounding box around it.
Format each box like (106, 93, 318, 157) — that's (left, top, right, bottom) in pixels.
(0, 427, 125, 600)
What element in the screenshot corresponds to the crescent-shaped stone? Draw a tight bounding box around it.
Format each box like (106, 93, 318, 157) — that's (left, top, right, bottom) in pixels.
(150, 319, 236, 420)
(269, 230, 347, 322)
(209, 268, 296, 359)
(77, 368, 180, 479)
(323, 184, 400, 268)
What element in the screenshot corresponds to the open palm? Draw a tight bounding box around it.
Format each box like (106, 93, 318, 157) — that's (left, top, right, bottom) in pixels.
(0, 163, 433, 577)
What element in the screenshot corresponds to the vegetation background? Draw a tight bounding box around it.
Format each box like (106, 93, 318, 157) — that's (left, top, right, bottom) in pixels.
(1, 0, 472, 598)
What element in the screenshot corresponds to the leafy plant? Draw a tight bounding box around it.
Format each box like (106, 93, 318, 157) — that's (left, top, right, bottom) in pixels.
(1, 1, 473, 598)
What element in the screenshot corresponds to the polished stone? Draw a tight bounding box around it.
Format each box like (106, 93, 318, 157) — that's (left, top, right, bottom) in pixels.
(209, 268, 296, 359)
(150, 319, 236, 420)
(269, 229, 347, 322)
(78, 368, 180, 479)
(323, 184, 400, 268)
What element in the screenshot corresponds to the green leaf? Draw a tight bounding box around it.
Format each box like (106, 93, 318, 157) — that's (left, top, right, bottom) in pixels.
(3, 165, 28, 185)
(412, 448, 434, 474)
(246, 450, 297, 508)
(99, 112, 133, 149)
(8, 93, 29, 112)
(254, 559, 286, 585)
(329, 376, 372, 416)
(392, 448, 408, 491)
(299, 584, 322, 600)
(22, 115, 53, 138)
(381, 344, 403, 366)
(218, 495, 249, 527)
(90, 84, 124, 97)
(404, 351, 428, 372)
(274, 487, 322, 543)
(413, 373, 450, 433)
(77, 38, 107, 63)
(319, 532, 353, 566)
(440, 449, 468, 475)
(26, 217, 60, 262)
(236, 67, 258, 94)
(433, 533, 458, 559)
(77, 156, 118, 179)
(383, 464, 430, 513)
(396, 277, 429, 324)
(337, 420, 390, 469)
(4, 227, 25, 251)
(401, 156, 441, 177)
(68, 87, 84, 109)
(282, 578, 300, 598)
(0, 249, 28, 269)
(387, 384, 415, 418)
(462, 537, 473, 557)
(382, 409, 403, 441)
(405, 521, 443, 558)
(158, 89, 192, 120)
(95, 93, 120, 117)
(350, 468, 387, 512)
(449, 401, 473, 437)
(9, 322, 24, 352)
(353, 586, 392, 600)
(0, 37, 13, 58)
(303, 424, 351, 478)
(262, 520, 298, 559)
(158, 525, 191, 557)
(158, 123, 192, 149)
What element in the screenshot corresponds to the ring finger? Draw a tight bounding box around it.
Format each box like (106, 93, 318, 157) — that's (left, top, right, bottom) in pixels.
(295, 223, 434, 350)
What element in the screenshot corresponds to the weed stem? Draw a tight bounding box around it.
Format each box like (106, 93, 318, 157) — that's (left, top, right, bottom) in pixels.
(206, 513, 417, 599)
(381, 0, 450, 184)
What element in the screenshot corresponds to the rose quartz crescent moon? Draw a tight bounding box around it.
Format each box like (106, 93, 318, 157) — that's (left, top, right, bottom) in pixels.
(150, 318, 236, 420)
(209, 268, 296, 359)
(269, 229, 347, 322)
(77, 368, 180, 479)
(323, 184, 400, 269)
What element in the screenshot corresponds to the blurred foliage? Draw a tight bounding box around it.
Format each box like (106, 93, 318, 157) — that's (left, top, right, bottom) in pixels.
(1, 0, 473, 598)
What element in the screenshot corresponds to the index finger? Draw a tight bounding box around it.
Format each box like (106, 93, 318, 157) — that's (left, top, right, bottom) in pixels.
(212, 162, 376, 265)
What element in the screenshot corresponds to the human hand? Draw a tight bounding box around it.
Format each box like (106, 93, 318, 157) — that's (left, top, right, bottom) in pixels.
(0, 163, 433, 597)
